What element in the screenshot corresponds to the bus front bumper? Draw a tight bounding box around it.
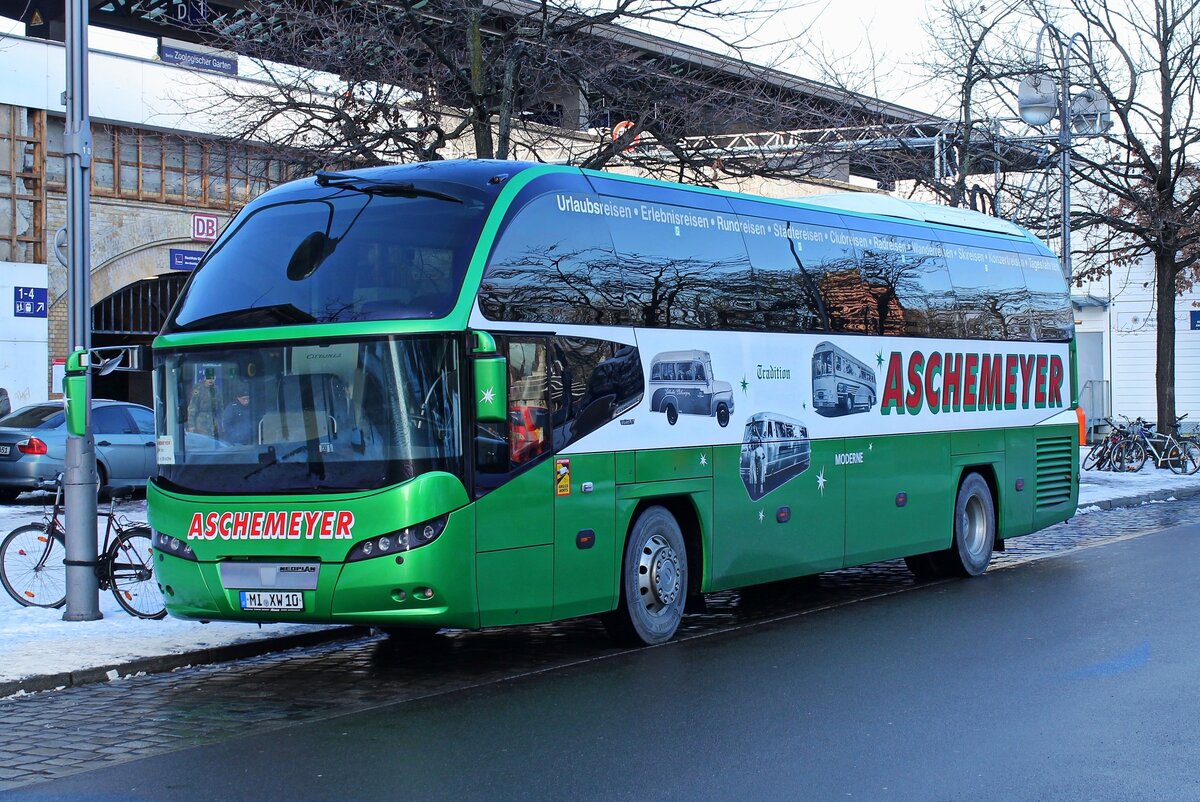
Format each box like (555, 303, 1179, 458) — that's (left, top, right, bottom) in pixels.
(155, 510, 480, 629)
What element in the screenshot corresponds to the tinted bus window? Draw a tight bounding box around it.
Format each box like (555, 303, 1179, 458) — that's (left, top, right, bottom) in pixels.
(738, 210, 863, 333)
(549, 337, 644, 449)
(944, 242, 1033, 340)
(606, 197, 751, 329)
(168, 184, 490, 332)
(854, 228, 958, 338)
(1022, 254, 1074, 342)
(480, 193, 625, 325)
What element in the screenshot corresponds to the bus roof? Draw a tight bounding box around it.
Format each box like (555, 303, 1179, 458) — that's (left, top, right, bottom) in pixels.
(795, 193, 1028, 237)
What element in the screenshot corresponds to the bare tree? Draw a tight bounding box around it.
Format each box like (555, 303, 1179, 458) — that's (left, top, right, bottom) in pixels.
(1031, 0, 1200, 429)
(176, 0, 908, 185)
(813, 0, 1200, 428)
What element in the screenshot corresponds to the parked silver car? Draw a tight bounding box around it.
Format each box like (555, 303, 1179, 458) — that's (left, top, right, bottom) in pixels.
(0, 400, 156, 503)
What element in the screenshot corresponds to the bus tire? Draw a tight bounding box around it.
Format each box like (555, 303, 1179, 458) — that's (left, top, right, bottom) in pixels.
(943, 472, 995, 577)
(664, 403, 679, 426)
(840, 395, 852, 413)
(603, 505, 687, 646)
(716, 403, 730, 428)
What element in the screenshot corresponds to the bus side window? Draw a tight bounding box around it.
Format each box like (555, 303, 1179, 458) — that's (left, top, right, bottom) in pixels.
(507, 340, 549, 467)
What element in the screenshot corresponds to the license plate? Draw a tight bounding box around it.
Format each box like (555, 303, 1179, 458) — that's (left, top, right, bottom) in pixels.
(0, 445, 9, 455)
(239, 591, 304, 611)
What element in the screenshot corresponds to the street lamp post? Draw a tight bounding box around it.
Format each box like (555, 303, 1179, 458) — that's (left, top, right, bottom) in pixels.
(62, 0, 102, 621)
(1017, 27, 1111, 285)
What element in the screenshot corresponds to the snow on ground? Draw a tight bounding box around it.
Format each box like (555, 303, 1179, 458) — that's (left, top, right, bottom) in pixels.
(3, 451, 1200, 686)
(0, 492, 335, 685)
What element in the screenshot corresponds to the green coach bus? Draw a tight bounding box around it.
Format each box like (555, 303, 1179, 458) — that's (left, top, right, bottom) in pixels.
(147, 160, 1079, 645)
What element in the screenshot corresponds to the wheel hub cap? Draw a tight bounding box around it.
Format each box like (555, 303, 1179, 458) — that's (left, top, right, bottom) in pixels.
(638, 534, 681, 615)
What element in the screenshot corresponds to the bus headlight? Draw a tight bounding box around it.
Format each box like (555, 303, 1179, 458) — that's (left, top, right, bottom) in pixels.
(152, 529, 198, 561)
(344, 515, 448, 562)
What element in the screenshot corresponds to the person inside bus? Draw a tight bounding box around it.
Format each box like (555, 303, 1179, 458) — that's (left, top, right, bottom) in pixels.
(187, 368, 223, 438)
(221, 382, 255, 445)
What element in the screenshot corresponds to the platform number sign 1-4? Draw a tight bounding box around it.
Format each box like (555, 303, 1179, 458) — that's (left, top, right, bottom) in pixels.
(14, 286, 47, 318)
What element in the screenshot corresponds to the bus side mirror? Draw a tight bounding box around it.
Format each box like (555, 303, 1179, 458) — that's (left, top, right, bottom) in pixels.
(474, 356, 508, 423)
(63, 348, 89, 437)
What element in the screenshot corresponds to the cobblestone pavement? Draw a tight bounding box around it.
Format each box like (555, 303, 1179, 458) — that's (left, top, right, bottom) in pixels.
(0, 498, 1193, 793)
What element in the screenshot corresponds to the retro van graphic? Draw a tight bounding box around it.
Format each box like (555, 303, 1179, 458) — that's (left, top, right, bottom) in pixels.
(739, 412, 811, 501)
(648, 350, 734, 427)
(811, 341, 877, 417)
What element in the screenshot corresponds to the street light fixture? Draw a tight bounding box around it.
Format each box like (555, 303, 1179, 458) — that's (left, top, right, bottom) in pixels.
(1017, 26, 1112, 284)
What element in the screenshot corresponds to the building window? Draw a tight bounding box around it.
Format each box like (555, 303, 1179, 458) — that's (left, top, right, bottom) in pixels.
(45, 117, 306, 211)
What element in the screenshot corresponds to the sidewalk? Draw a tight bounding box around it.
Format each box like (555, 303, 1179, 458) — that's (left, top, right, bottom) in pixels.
(4, 456, 1200, 698)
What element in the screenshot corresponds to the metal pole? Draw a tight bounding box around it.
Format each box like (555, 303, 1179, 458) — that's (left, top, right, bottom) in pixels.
(63, 0, 101, 621)
(1059, 37, 1075, 286)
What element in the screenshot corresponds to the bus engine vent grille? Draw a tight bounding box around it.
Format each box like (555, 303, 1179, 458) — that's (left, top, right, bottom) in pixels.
(1035, 435, 1074, 509)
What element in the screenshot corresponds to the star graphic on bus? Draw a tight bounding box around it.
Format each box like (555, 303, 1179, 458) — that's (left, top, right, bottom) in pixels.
(758, 509, 765, 523)
(816, 467, 827, 495)
(699, 452, 708, 466)
(480, 387, 495, 405)
(740, 376, 749, 394)
(876, 350, 884, 368)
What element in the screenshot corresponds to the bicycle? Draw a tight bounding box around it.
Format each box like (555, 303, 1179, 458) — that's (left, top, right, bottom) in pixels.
(1112, 415, 1199, 475)
(1082, 416, 1128, 471)
(0, 479, 166, 618)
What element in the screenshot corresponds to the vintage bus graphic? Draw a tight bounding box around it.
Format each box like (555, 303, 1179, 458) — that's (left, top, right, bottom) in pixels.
(739, 412, 811, 501)
(812, 341, 877, 416)
(648, 350, 734, 427)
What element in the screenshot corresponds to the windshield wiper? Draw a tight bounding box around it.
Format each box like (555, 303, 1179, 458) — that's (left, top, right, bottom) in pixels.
(175, 304, 317, 332)
(314, 171, 462, 204)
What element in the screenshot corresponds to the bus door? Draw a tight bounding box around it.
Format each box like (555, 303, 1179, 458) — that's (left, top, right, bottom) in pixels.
(473, 338, 555, 627)
(552, 451, 616, 620)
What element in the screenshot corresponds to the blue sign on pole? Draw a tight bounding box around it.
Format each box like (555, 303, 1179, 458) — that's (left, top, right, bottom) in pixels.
(1191, 311, 1200, 331)
(169, 248, 206, 271)
(159, 43, 237, 76)
(13, 286, 47, 318)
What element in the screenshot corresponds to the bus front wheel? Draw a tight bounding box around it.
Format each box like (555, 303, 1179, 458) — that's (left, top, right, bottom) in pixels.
(716, 404, 730, 428)
(665, 403, 679, 426)
(604, 506, 687, 646)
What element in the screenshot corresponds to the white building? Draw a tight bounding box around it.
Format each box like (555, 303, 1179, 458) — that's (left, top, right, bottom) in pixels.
(1074, 255, 1200, 434)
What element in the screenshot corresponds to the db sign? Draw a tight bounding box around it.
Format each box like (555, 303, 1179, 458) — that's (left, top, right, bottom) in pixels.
(192, 213, 220, 242)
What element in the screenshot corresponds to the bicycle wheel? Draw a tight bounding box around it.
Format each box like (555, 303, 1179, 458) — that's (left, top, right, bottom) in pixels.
(1174, 439, 1200, 476)
(107, 526, 166, 619)
(1114, 440, 1147, 473)
(0, 523, 67, 608)
(1082, 442, 1106, 471)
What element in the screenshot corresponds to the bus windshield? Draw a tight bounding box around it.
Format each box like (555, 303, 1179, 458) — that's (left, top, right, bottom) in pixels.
(153, 336, 462, 494)
(166, 183, 490, 332)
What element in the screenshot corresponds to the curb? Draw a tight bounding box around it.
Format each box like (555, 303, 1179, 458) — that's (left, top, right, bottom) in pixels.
(1, 625, 371, 699)
(1077, 482, 1200, 512)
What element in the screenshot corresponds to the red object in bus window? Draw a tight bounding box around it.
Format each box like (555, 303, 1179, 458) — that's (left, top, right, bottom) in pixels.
(510, 405, 547, 464)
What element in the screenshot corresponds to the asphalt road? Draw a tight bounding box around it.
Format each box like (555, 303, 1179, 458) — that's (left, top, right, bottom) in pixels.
(8, 515, 1200, 801)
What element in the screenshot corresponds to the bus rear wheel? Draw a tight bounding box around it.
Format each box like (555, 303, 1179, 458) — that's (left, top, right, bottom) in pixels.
(604, 506, 687, 646)
(905, 472, 995, 580)
(665, 403, 679, 426)
(944, 472, 994, 576)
